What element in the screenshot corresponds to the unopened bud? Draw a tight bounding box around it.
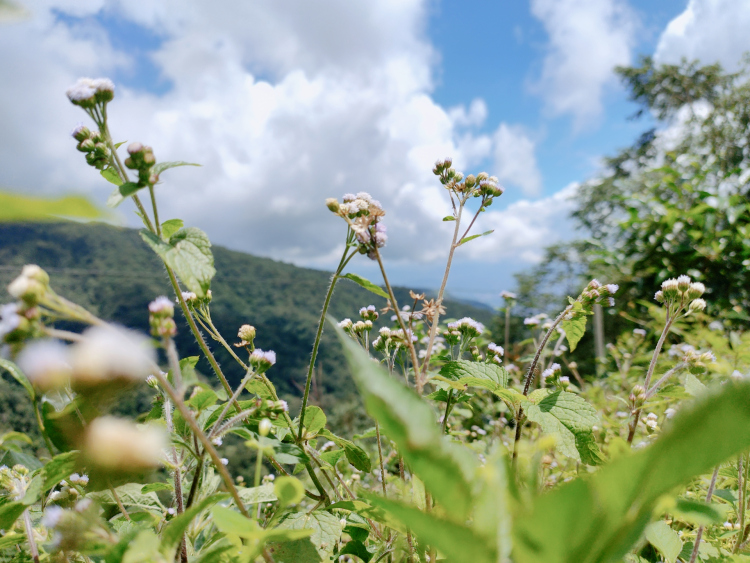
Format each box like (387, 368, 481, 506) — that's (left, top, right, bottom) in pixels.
(325, 198, 340, 213)
(127, 142, 144, 155)
(77, 139, 95, 152)
(654, 291, 664, 303)
(688, 298, 706, 313)
(676, 275, 691, 292)
(687, 282, 705, 300)
(259, 418, 272, 437)
(238, 324, 256, 342)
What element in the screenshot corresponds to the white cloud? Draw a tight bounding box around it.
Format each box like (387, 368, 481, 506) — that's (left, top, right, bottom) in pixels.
(0, 0, 549, 289)
(529, 0, 637, 128)
(493, 124, 542, 196)
(467, 183, 579, 263)
(655, 0, 750, 69)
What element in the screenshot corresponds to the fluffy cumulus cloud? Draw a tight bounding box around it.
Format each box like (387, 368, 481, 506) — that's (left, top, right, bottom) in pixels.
(529, 0, 637, 128)
(655, 0, 750, 69)
(0, 0, 564, 286)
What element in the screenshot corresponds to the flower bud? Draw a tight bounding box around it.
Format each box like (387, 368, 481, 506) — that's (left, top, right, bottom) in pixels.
(238, 324, 256, 343)
(249, 349, 276, 374)
(146, 375, 159, 388)
(148, 296, 174, 318)
(464, 174, 476, 187)
(83, 417, 166, 471)
(654, 290, 664, 303)
(676, 275, 691, 292)
(687, 282, 705, 300)
(8, 275, 45, 305)
(127, 142, 144, 155)
(688, 298, 706, 313)
(325, 198, 340, 213)
(71, 124, 91, 142)
(661, 278, 680, 299)
(77, 139, 95, 152)
(259, 418, 272, 437)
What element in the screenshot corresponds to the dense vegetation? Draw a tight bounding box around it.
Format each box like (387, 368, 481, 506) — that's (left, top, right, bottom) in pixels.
(1, 57, 750, 563)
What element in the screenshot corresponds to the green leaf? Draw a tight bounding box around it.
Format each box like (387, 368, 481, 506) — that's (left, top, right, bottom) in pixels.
(187, 389, 218, 411)
(334, 321, 478, 518)
(0, 190, 105, 222)
(685, 373, 707, 397)
(645, 521, 682, 563)
(236, 484, 276, 506)
(513, 381, 750, 563)
(439, 360, 508, 387)
(341, 273, 389, 299)
(442, 215, 456, 221)
(161, 493, 228, 556)
(161, 219, 184, 240)
(0, 533, 24, 550)
(140, 227, 215, 297)
(122, 530, 164, 563)
(0, 502, 25, 530)
(0, 449, 42, 471)
(140, 482, 174, 494)
(119, 182, 144, 198)
(114, 141, 127, 149)
(42, 450, 79, 492)
(523, 391, 603, 465)
(90, 483, 164, 513)
(274, 476, 305, 507)
(672, 498, 727, 526)
(561, 306, 588, 352)
(0, 358, 34, 400)
(179, 356, 200, 388)
(339, 539, 372, 562)
(459, 230, 494, 246)
(269, 510, 343, 562)
(152, 161, 200, 176)
(366, 494, 496, 563)
(101, 167, 123, 186)
(302, 406, 327, 436)
(319, 429, 371, 472)
(320, 449, 346, 466)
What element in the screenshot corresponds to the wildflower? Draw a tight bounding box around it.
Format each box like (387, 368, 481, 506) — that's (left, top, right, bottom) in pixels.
(688, 298, 706, 313)
(146, 375, 159, 388)
(236, 324, 256, 347)
(500, 290, 517, 300)
(180, 291, 197, 303)
(665, 408, 676, 419)
(69, 325, 156, 388)
(249, 349, 276, 373)
(446, 317, 484, 338)
(487, 342, 504, 357)
(687, 282, 705, 299)
(633, 328, 647, 337)
(83, 417, 166, 471)
(211, 437, 223, 446)
(148, 296, 174, 317)
(0, 303, 24, 341)
(338, 318, 353, 332)
(167, 507, 176, 516)
(42, 505, 64, 528)
(7, 265, 49, 305)
(65, 78, 97, 106)
(220, 458, 229, 466)
(16, 340, 71, 391)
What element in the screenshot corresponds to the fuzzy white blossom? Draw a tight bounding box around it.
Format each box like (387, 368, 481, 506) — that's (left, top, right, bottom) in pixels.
(16, 340, 71, 391)
(70, 325, 156, 386)
(83, 417, 166, 471)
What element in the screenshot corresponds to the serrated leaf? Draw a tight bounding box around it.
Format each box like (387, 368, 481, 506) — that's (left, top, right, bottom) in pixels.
(319, 429, 371, 472)
(101, 167, 123, 186)
(140, 482, 174, 494)
(140, 227, 215, 297)
(269, 510, 343, 562)
(523, 391, 602, 465)
(645, 521, 682, 563)
(440, 360, 508, 387)
(236, 484, 277, 506)
(513, 381, 750, 563)
(302, 406, 326, 436)
(0, 358, 34, 400)
(341, 273, 389, 299)
(161, 219, 184, 240)
(152, 161, 200, 176)
(90, 483, 164, 513)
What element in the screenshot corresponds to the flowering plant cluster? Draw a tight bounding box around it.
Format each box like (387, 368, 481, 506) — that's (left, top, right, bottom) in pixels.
(0, 77, 749, 563)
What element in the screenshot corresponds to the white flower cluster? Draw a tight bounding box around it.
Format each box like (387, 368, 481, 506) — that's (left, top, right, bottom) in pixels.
(0, 303, 23, 341)
(523, 313, 548, 328)
(581, 279, 619, 307)
(359, 305, 379, 321)
(633, 328, 647, 337)
(654, 275, 706, 313)
(542, 363, 562, 382)
(487, 342, 504, 364)
(339, 317, 373, 334)
(446, 317, 484, 337)
(645, 412, 658, 430)
(373, 326, 416, 353)
(326, 191, 387, 260)
(249, 349, 276, 373)
(65, 77, 115, 107)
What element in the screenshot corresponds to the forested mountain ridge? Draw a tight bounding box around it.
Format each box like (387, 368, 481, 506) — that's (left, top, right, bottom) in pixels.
(0, 222, 493, 410)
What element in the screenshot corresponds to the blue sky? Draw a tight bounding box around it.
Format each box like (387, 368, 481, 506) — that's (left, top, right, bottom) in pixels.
(1, 0, 748, 307)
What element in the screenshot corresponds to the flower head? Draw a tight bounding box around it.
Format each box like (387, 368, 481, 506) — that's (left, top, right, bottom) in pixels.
(249, 349, 276, 373)
(83, 416, 166, 471)
(16, 340, 71, 391)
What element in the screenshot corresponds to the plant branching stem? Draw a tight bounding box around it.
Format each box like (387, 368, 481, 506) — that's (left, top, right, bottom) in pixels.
(109, 482, 131, 521)
(373, 249, 422, 392)
(297, 248, 355, 441)
(690, 466, 719, 563)
(22, 508, 39, 563)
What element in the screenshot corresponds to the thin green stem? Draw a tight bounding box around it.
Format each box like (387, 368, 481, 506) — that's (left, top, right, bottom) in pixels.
(504, 306, 511, 360)
(297, 248, 355, 441)
(373, 248, 422, 392)
(690, 466, 719, 563)
(22, 508, 40, 563)
(442, 390, 455, 434)
(148, 185, 161, 236)
(737, 455, 747, 553)
(254, 447, 264, 489)
(33, 400, 55, 455)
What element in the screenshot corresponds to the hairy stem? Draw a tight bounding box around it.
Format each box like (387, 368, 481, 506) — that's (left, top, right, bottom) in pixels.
(22, 508, 40, 563)
(298, 248, 354, 441)
(373, 249, 422, 392)
(690, 466, 719, 563)
(109, 482, 131, 521)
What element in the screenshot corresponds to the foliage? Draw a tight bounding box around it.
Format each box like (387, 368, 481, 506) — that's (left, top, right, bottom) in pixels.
(0, 73, 749, 563)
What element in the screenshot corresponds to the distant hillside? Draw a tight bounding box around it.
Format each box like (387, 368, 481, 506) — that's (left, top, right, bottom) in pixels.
(0, 222, 494, 409)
